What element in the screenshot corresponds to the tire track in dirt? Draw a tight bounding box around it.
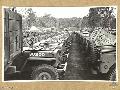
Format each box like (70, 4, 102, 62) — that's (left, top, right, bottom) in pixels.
(64, 36, 91, 80)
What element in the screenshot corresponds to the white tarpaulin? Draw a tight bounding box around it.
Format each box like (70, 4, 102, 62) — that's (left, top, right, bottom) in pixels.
(29, 26, 41, 32)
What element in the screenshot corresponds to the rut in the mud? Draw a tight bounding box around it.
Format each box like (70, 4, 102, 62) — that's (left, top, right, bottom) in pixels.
(64, 34, 92, 80)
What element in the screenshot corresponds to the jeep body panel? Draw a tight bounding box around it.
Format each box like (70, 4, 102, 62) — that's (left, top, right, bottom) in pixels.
(98, 45, 116, 73)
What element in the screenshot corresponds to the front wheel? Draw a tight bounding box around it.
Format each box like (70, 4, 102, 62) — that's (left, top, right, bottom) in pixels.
(107, 65, 116, 81)
(108, 68, 116, 81)
(31, 64, 58, 80)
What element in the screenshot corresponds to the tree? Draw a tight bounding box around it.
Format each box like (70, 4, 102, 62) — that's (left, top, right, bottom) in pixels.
(88, 7, 116, 30)
(81, 16, 89, 29)
(69, 17, 82, 28)
(40, 14, 57, 28)
(88, 8, 101, 28)
(26, 8, 36, 30)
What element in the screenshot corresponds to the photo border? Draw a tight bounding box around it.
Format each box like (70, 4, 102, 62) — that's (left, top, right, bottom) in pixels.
(0, 0, 120, 90)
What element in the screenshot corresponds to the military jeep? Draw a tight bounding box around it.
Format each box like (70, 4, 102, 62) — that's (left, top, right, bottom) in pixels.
(23, 41, 68, 80)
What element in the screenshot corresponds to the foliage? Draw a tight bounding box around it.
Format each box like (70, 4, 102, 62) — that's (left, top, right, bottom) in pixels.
(22, 7, 116, 32)
(80, 16, 89, 29)
(88, 7, 116, 29)
(26, 8, 36, 29)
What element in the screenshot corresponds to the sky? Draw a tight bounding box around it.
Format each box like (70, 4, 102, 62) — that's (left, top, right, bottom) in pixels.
(16, 6, 117, 18)
(16, 7, 90, 18)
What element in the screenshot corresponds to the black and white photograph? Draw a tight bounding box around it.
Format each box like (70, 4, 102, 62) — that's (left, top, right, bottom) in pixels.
(3, 6, 117, 81)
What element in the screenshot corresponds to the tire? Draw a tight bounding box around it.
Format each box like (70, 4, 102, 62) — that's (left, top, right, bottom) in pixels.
(89, 41, 98, 63)
(31, 64, 58, 80)
(108, 68, 116, 81)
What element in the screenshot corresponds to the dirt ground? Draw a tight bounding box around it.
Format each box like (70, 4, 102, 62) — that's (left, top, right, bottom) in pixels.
(64, 36, 104, 80)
